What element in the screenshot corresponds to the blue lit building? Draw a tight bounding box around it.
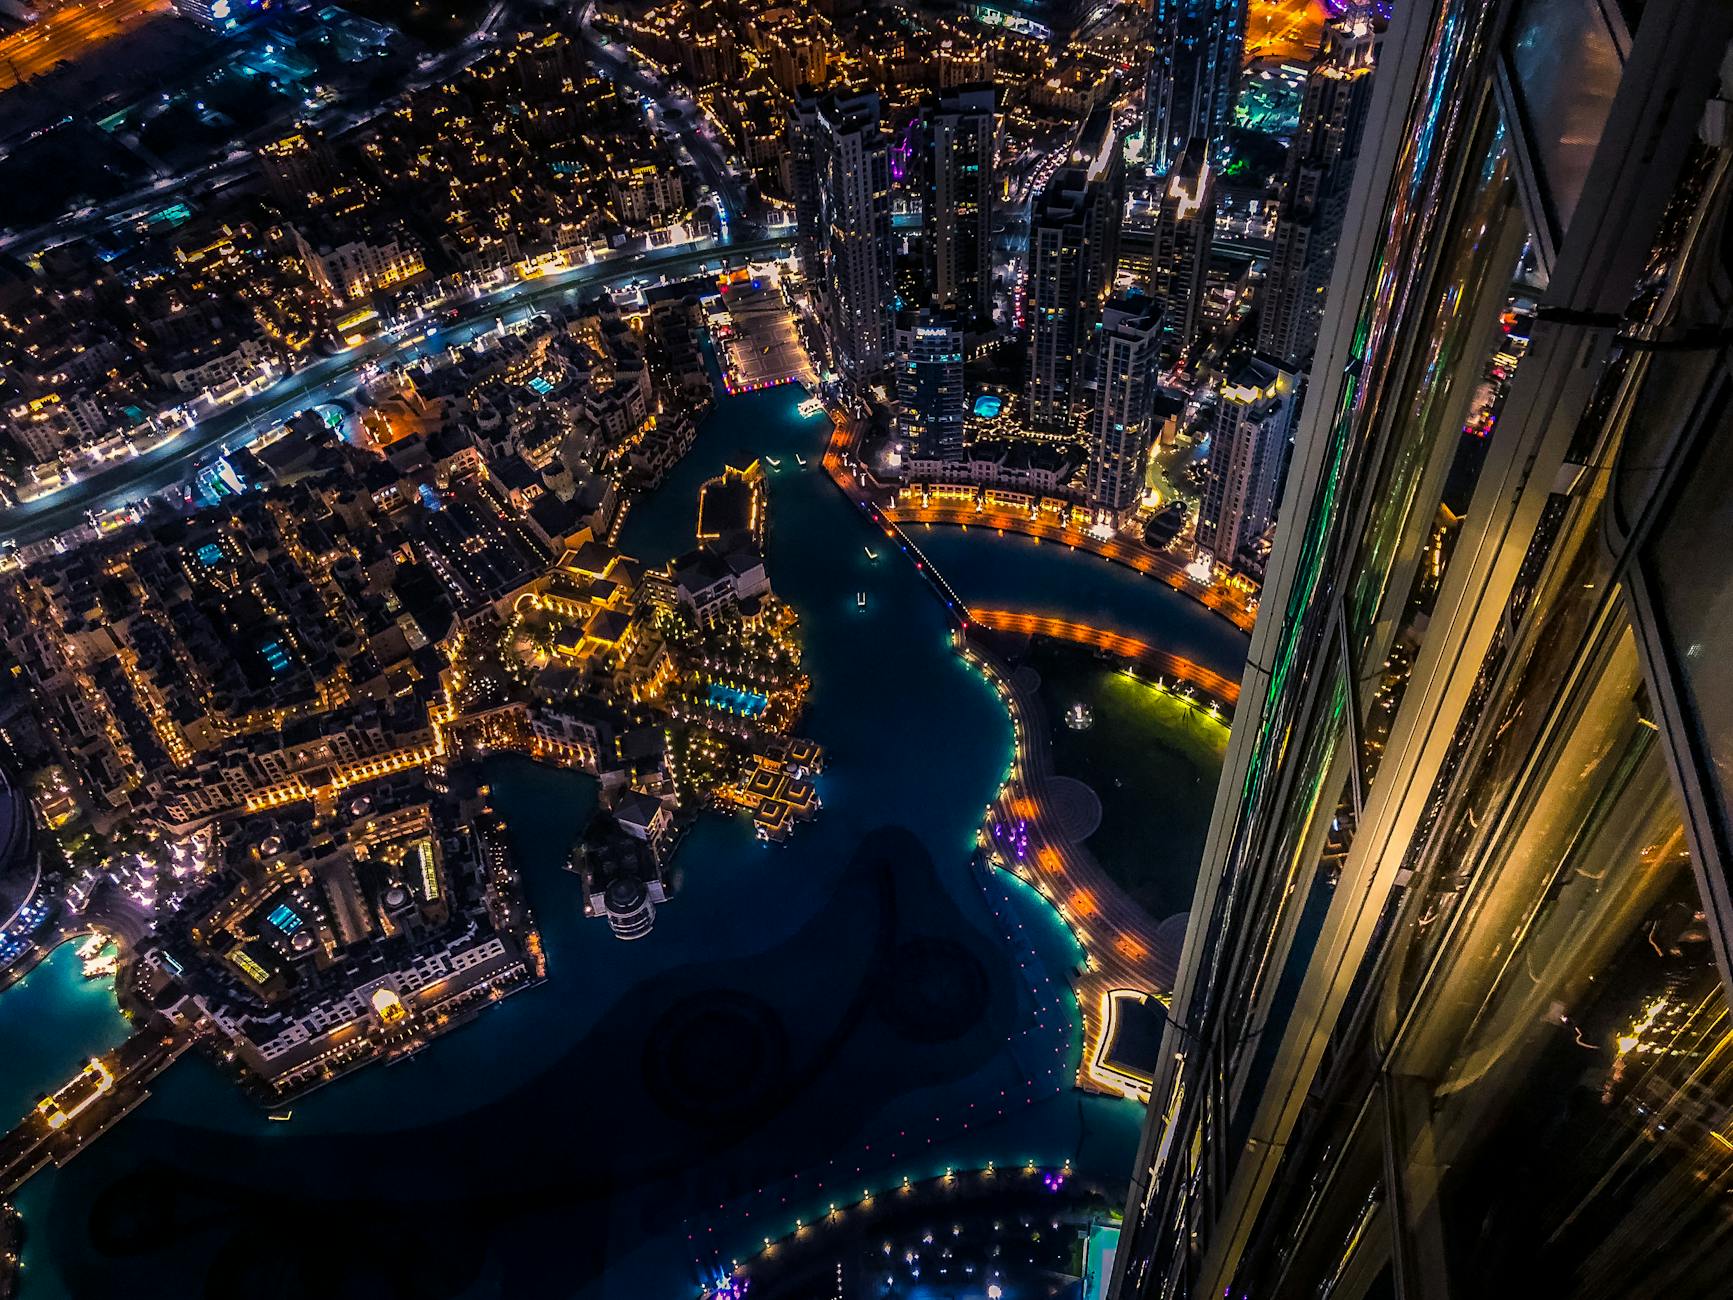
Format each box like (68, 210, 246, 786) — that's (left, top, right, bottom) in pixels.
(1143, 0, 1244, 174)
(894, 308, 966, 465)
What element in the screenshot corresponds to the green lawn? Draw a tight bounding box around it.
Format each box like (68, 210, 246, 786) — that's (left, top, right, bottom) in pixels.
(1032, 645, 1229, 923)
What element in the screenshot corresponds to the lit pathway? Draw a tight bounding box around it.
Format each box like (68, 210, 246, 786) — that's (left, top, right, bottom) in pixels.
(960, 633, 1206, 1100)
(822, 420, 1233, 1100)
(967, 609, 1241, 708)
(883, 503, 1257, 632)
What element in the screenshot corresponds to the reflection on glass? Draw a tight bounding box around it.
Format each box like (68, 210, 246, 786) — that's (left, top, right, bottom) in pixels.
(1506, 0, 1623, 234)
(1647, 396, 1733, 859)
(1392, 621, 1733, 1295)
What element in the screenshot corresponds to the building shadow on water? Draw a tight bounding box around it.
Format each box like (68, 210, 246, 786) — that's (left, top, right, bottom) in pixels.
(54, 826, 1025, 1300)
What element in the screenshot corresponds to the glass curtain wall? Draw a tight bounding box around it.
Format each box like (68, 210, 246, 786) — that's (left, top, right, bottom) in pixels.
(1110, 0, 1733, 1296)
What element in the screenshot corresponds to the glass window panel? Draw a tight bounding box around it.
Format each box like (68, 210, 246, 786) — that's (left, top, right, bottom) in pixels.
(1506, 0, 1623, 235)
(1387, 618, 1733, 1296)
(1345, 124, 1530, 699)
(1646, 387, 1733, 865)
(1381, 471, 1615, 1021)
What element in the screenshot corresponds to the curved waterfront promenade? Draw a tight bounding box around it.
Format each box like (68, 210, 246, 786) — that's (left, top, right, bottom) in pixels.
(959, 635, 1221, 1098)
(821, 412, 1246, 1103)
(884, 501, 1257, 632)
(967, 609, 1242, 708)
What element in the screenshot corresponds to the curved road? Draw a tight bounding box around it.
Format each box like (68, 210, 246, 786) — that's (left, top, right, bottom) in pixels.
(1, 232, 795, 547)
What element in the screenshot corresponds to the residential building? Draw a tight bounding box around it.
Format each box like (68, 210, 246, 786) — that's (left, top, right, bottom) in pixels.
(1110, 1, 1733, 1297)
(1256, 8, 1380, 367)
(608, 163, 686, 225)
(792, 87, 895, 391)
(290, 221, 425, 304)
(1025, 139, 1122, 435)
(1194, 354, 1295, 572)
(922, 84, 997, 331)
(258, 132, 339, 206)
(1143, 0, 1244, 174)
(894, 308, 966, 465)
(1152, 138, 1216, 357)
(1085, 296, 1163, 524)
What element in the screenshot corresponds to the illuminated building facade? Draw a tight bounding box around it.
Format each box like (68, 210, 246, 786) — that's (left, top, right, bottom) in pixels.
(1194, 354, 1295, 573)
(921, 84, 998, 332)
(1143, 0, 1243, 174)
(1151, 138, 1215, 357)
(894, 308, 967, 464)
(1084, 296, 1163, 524)
(170, 0, 255, 31)
(1255, 9, 1380, 367)
(1025, 148, 1121, 435)
(1112, 0, 1733, 1297)
(792, 87, 895, 391)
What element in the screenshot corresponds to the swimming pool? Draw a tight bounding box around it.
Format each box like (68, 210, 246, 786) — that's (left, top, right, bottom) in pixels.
(973, 394, 1004, 419)
(706, 682, 768, 716)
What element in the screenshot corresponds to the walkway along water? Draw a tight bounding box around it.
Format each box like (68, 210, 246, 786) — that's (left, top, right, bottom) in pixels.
(7, 385, 1156, 1300)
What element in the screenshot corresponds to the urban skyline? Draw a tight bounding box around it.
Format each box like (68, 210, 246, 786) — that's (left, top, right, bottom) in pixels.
(0, 0, 1722, 1297)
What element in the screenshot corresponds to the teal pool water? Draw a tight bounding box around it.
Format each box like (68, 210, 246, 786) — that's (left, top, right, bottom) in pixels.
(10, 387, 1145, 1299)
(705, 682, 768, 717)
(0, 941, 131, 1124)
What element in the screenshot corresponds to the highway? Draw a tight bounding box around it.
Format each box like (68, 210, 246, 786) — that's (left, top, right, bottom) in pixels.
(0, 231, 795, 547)
(0, 0, 170, 93)
(2, 14, 513, 255)
(573, 0, 756, 231)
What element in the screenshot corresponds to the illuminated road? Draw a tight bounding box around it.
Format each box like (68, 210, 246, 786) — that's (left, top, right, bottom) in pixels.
(0, 0, 172, 92)
(883, 501, 1258, 632)
(0, 232, 796, 548)
(1245, 0, 1328, 62)
(968, 610, 1241, 708)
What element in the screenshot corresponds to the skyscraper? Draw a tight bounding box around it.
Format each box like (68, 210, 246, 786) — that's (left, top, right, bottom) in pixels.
(1152, 138, 1215, 358)
(1111, 1, 1733, 1298)
(1193, 354, 1295, 572)
(922, 84, 997, 332)
(1085, 296, 1164, 525)
(1143, 0, 1244, 175)
(1025, 118, 1123, 435)
(791, 87, 894, 392)
(893, 308, 966, 466)
(787, 87, 822, 278)
(1255, 9, 1380, 367)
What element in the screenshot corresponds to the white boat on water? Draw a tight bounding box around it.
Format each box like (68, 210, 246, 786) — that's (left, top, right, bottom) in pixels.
(795, 454, 808, 467)
(796, 396, 824, 418)
(864, 547, 878, 562)
(268, 1110, 294, 1122)
(857, 591, 867, 611)
(766, 456, 782, 469)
